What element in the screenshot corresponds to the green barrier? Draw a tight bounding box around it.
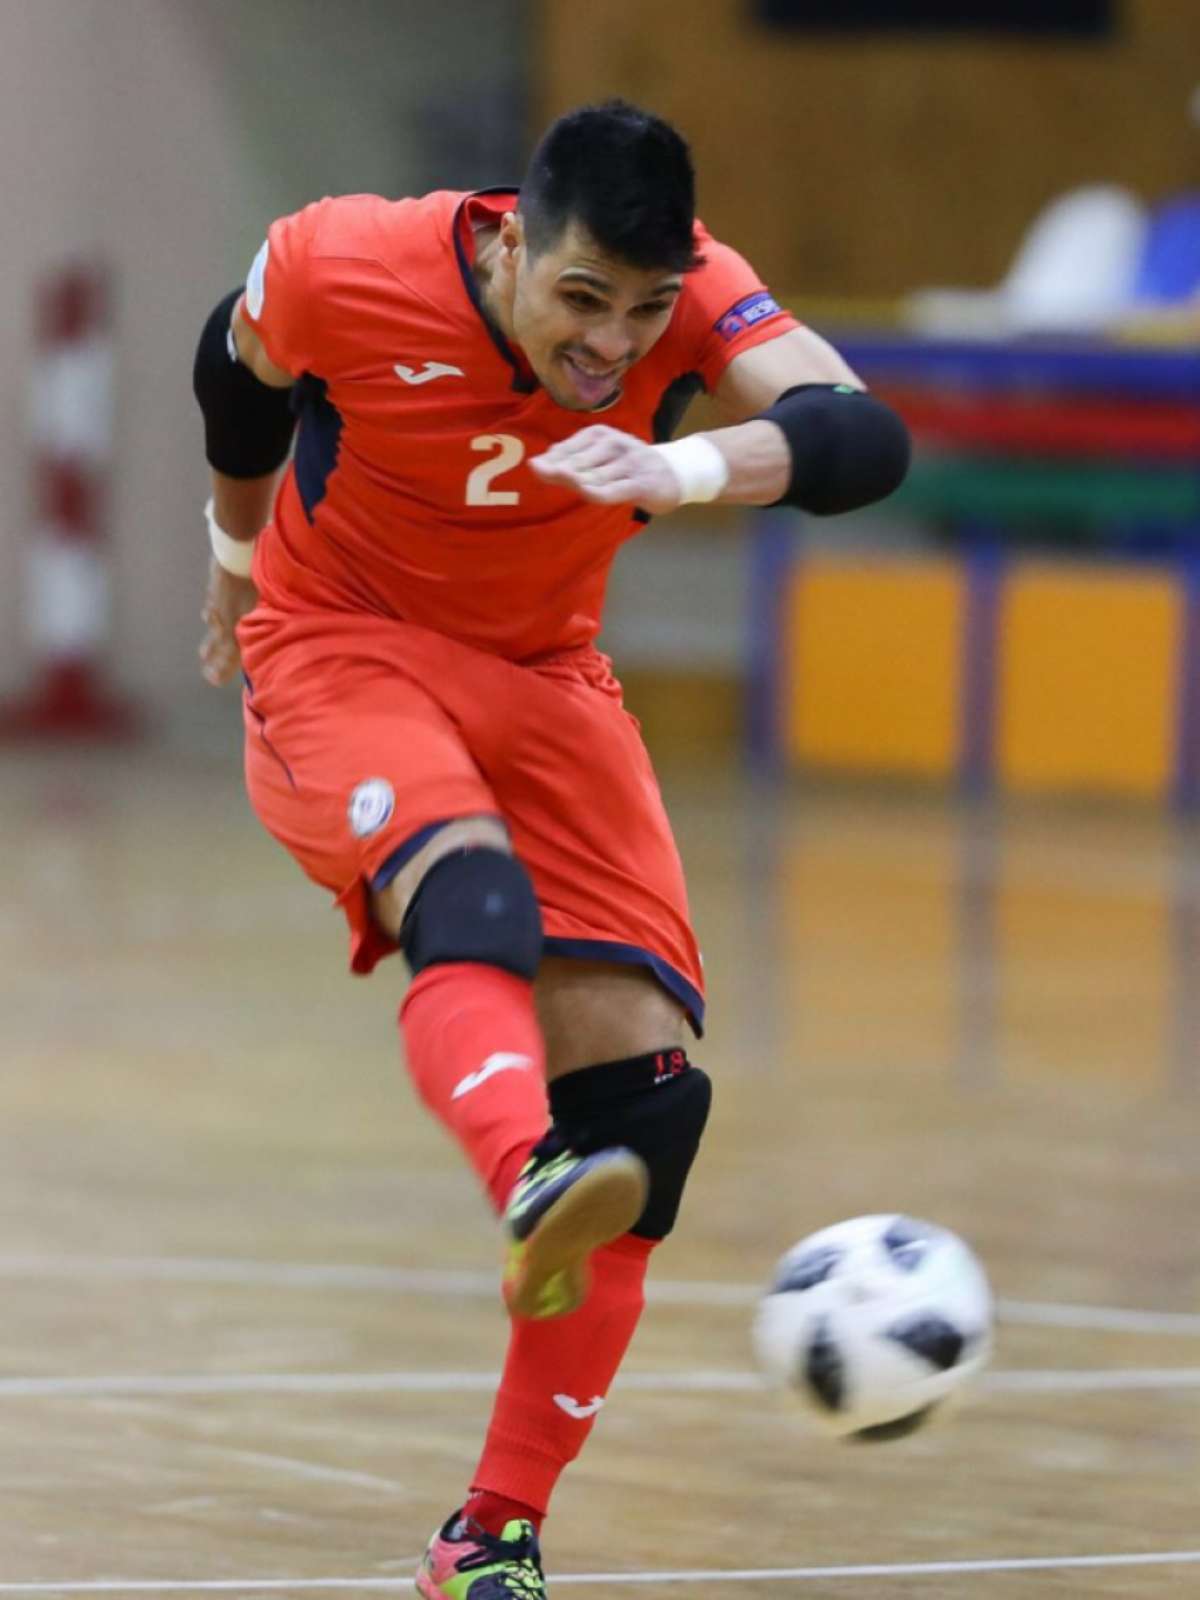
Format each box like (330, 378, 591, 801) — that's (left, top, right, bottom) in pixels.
(894, 455, 1200, 528)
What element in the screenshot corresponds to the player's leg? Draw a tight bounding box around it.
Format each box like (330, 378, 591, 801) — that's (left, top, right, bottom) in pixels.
(371, 818, 550, 1214)
(240, 620, 688, 1597)
(420, 659, 711, 1586)
(421, 962, 710, 1595)
(452, 958, 708, 1529)
(420, 963, 708, 1598)
(372, 830, 648, 1232)
(499, 956, 693, 1317)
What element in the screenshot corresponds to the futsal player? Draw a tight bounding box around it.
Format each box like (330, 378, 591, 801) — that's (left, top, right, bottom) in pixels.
(192, 100, 909, 1598)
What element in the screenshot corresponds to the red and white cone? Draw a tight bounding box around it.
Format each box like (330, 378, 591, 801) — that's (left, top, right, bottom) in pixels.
(1, 263, 137, 737)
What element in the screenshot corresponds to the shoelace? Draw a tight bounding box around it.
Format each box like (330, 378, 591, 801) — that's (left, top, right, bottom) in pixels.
(456, 1545, 543, 1598)
(454, 1522, 540, 1576)
(459, 1570, 542, 1600)
(499, 1560, 543, 1597)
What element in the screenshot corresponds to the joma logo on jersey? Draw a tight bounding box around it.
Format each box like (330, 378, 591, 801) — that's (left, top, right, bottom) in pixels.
(394, 360, 465, 385)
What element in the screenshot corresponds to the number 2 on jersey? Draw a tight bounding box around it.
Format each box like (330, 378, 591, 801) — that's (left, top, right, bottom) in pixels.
(466, 433, 524, 506)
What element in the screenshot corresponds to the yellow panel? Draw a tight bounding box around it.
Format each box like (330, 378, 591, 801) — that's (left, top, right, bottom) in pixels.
(998, 568, 1181, 798)
(784, 559, 963, 778)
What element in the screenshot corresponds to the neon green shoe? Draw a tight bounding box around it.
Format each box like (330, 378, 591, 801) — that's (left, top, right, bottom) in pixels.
(415, 1512, 545, 1600)
(502, 1145, 648, 1319)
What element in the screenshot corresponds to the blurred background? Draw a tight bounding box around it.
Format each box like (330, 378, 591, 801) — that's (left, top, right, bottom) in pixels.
(2, 0, 1198, 774)
(5, 3, 1200, 1587)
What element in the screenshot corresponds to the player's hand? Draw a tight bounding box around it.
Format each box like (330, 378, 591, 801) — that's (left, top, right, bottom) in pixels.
(530, 426, 684, 514)
(199, 559, 257, 687)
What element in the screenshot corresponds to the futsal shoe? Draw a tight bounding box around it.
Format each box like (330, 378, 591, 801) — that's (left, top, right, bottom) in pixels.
(502, 1145, 648, 1319)
(415, 1512, 546, 1600)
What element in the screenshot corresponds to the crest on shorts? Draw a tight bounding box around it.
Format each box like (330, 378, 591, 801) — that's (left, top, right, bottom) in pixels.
(348, 778, 394, 838)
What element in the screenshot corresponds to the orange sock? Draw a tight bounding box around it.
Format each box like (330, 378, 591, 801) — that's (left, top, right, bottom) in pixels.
(468, 1232, 655, 1517)
(399, 963, 549, 1212)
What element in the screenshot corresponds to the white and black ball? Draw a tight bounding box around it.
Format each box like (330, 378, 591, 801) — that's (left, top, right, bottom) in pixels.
(753, 1214, 993, 1440)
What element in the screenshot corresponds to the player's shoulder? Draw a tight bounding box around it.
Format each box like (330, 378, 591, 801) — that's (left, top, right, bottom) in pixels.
(286, 190, 464, 266)
(258, 191, 471, 370)
(672, 218, 786, 337)
(677, 217, 757, 302)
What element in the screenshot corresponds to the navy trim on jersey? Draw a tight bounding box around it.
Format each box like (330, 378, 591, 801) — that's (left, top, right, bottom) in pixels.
(452, 189, 538, 396)
(542, 935, 705, 1037)
(243, 681, 298, 791)
(652, 371, 706, 442)
(629, 371, 708, 526)
(292, 374, 343, 522)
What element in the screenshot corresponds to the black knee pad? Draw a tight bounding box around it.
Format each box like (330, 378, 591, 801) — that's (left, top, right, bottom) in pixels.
(544, 1050, 712, 1240)
(400, 847, 543, 980)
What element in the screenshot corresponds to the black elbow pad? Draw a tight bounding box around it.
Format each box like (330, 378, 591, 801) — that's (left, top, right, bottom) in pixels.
(192, 288, 297, 478)
(758, 383, 910, 515)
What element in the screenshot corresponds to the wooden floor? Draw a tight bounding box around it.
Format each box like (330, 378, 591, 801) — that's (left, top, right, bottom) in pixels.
(4, 741, 1200, 1596)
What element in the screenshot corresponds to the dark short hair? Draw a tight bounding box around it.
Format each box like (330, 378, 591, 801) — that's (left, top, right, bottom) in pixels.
(519, 100, 702, 274)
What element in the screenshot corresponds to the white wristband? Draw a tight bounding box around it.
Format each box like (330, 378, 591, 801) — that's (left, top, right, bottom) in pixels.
(205, 497, 257, 578)
(652, 434, 730, 504)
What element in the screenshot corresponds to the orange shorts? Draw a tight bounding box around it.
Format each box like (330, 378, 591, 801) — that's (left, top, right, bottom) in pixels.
(238, 607, 705, 1032)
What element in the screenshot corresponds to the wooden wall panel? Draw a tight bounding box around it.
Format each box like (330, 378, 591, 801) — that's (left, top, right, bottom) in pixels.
(535, 0, 1199, 296)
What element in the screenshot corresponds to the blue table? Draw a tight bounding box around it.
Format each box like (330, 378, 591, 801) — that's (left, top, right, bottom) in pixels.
(823, 331, 1200, 400)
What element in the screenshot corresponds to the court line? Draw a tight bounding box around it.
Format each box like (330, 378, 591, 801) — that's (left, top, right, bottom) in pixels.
(995, 1296, 1200, 1337)
(2, 1548, 1200, 1591)
(208, 1446, 404, 1494)
(2, 1254, 1199, 1336)
(4, 1366, 1200, 1399)
(986, 1366, 1200, 1393)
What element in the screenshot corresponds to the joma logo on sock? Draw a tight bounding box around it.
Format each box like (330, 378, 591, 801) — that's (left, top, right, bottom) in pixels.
(553, 1393, 604, 1419)
(451, 1052, 533, 1099)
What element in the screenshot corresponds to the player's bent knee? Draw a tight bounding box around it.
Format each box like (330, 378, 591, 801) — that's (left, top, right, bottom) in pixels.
(400, 847, 543, 981)
(544, 1050, 712, 1240)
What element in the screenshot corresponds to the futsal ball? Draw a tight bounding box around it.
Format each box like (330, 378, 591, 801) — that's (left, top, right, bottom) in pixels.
(752, 1214, 993, 1440)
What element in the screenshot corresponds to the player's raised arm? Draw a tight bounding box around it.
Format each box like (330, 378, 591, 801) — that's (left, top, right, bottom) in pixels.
(689, 321, 909, 510)
(531, 324, 909, 517)
(191, 244, 300, 686)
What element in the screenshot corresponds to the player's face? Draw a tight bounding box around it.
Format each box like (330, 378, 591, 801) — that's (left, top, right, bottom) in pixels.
(506, 218, 684, 411)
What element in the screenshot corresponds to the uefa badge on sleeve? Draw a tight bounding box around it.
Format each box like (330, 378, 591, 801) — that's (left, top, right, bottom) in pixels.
(348, 778, 395, 838)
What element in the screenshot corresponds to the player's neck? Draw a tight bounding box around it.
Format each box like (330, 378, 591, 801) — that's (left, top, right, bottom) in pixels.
(472, 227, 519, 346)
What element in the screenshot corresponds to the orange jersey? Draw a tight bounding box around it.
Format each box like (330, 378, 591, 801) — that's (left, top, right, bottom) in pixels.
(243, 189, 797, 661)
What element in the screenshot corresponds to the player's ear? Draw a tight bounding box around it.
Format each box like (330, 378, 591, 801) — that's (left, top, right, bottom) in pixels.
(499, 211, 525, 265)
